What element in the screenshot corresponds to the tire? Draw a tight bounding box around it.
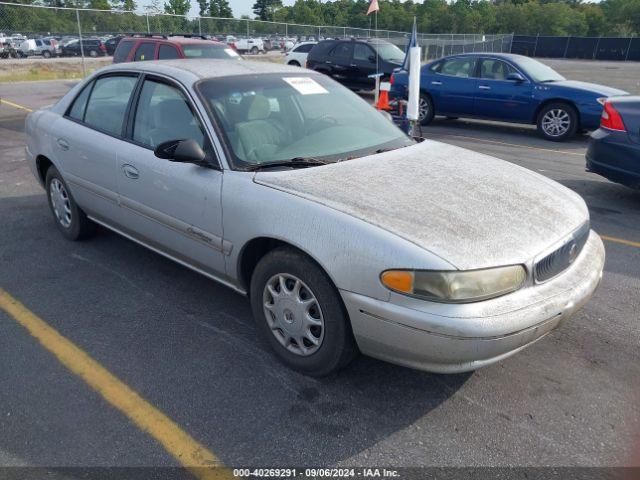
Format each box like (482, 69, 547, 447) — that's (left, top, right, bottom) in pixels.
(536, 102, 578, 142)
(250, 247, 358, 376)
(287, 60, 301, 67)
(42, 50, 51, 58)
(419, 93, 435, 126)
(251, 46, 258, 55)
(45, 166, 94, 241)
(89, 49, 98, 58)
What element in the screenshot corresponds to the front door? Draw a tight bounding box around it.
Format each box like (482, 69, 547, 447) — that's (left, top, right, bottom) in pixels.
(474, 58, 534, 122)
(351, 42, 377, 89)
(115, 76, 226, 276)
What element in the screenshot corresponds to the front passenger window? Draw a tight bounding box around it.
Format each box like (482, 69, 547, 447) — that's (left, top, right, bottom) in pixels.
(132, 79, 205, 150)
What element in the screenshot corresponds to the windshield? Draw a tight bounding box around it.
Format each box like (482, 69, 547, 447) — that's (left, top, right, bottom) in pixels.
(373, 43, 405, 63)
(183, 44, 241, 60)
(516, 57, 565, 82)
(197, 73, 412, 169)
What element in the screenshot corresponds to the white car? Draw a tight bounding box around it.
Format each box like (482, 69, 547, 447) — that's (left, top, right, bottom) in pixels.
(285, 41, 316, 66)
(234, 37, 265, 55)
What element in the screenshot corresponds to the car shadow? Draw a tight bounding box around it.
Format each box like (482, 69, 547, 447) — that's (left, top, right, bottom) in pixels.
(0, 193, 473, 467)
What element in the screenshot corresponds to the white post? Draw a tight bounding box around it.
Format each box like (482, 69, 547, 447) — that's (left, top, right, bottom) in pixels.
(76, 9, 86, 77)
(146, 13, 150, 33)
(406, 45, 421, 135)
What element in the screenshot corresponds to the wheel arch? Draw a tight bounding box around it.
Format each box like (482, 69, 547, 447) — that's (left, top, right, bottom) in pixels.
(532, 98, 581, 127)
(237, 236, 340, 296)
(35, 155, 55, 186)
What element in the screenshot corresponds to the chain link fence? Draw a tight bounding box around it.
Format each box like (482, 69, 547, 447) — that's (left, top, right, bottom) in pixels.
(512, 34, 640, 61)
(0, 1, 512, 62)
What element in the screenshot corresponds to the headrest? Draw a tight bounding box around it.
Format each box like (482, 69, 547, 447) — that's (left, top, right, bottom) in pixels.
(153, 98, 194, 126)
(247, 95, 271, 121)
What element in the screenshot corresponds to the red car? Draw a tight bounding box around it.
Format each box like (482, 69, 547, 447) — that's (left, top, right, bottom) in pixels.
(113, 34, 241, 63)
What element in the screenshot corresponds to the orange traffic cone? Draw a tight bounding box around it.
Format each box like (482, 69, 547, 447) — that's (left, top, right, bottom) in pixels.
(376, 88, 391, 111)
(376, 81, 392, 111)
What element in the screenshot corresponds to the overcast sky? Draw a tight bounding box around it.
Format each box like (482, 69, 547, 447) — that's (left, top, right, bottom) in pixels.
(140, 0, 297, 20)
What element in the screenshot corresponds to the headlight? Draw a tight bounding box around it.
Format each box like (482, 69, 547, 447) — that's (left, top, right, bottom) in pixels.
(380, 265, 526, 303)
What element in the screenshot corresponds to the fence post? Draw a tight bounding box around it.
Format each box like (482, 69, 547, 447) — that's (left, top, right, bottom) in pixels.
(246, 19, 249, 37)
(76, 9, 86, 77)
(593, 36, 601, 60)
(625, 37, 632, 61)
(563, 36, 570, 58)
(532, 34, 539, 57)
(285, 23, 287, 37)
(146, 13, 150, 33)
(343, 26, 346, 38)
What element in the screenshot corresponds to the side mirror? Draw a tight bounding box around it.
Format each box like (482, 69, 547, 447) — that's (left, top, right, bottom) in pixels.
(154, 139, 207, 166)
(507, 72, 525, 82)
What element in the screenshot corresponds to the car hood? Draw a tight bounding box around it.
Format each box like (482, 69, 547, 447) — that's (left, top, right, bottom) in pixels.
(548, 80, 627, 97)
(254, 140, 589, 270)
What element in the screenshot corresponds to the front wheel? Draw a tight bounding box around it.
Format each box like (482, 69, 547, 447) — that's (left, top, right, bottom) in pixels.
(537, 102, 578, 142)
(250, 247, 358, 376)
(250, 46, 258, 54)
(46, 166, 94, 241)
(419, 93, 435, 126)
(42, 50, 51, 58)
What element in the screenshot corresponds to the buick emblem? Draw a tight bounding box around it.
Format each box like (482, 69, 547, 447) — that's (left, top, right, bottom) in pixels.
(568, 242, 578, 263)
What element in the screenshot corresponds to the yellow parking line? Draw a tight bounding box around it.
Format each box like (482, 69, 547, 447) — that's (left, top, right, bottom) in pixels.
(601, 235, 640, 249)
(0, 98, 33, 112)
(425, 133, 584, 157)
(0, 288, 230, 480)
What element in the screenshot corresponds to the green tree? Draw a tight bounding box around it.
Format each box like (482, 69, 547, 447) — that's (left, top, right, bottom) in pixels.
(164, 0, 190, 15)
(198, 0, 208, 16)
(253, 0, 282, 20)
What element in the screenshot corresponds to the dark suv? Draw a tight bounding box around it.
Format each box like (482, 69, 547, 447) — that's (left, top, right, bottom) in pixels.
(306, 38, 405, 90)
(113, 34, 240, 63)
(61, 38, 107, 57)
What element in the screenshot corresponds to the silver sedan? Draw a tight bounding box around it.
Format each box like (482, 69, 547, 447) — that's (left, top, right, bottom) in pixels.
(25, 59, 605, 376)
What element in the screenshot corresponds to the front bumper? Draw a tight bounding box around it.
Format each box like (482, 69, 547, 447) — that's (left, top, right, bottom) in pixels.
(341, 231, 605, 373)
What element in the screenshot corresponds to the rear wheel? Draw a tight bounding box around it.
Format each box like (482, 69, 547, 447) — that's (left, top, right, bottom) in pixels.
(250, 247, 358, 376)
(42, 50, 51, 58)
(419, 93, 435, 126)
(287, 60, 301, 67)
(45, 166, 94, 241)
(251, 46, 258, 54)
(537, 102, 578, 142)
(89, 49, 98, 58)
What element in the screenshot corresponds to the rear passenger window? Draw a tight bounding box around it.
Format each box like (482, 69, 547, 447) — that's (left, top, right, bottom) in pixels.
(294, 43, 313, 53)
(440, 58, 476, 78)
(113, 40, 134, 63)
(67, 82, 93, 121)
(330, 43, 352, 60)
(158, 44, 180, 60)
(134, 42, 155, 61)
(84, 75, 137, 136)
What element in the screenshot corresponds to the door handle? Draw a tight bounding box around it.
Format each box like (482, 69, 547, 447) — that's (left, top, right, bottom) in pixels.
(122, 164, 139, 179)
(431, 81, 442, 85)
(56, 138, 69, 151)
(479, 85, 491, 90)
(350, 64, 357, 67)
(325, 60, 332, 64)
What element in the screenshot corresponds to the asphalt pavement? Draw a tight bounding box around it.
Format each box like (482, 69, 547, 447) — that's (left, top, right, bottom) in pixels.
(0, 79, 638, 472)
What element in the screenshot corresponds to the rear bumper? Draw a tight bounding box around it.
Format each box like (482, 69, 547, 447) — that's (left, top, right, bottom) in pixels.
(586, 129, 640, 189)
(341, 231, 605, 374)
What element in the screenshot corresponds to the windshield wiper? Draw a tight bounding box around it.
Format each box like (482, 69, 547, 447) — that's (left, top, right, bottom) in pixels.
(246, 157, 329, 171)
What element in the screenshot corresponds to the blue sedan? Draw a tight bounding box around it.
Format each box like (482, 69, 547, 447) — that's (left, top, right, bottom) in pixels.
(390, 53, 628, 141)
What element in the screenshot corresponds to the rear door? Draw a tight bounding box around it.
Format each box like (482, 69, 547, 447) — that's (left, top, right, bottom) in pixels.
(428, 56, 478, 116)
(326, 42, 354, 87)
(50, 73, 139, 222)
(473, 58, 534, 122)
(351, 42, 377, 89)
(115, 75, 226, 276)
(132, 41, 156, 61)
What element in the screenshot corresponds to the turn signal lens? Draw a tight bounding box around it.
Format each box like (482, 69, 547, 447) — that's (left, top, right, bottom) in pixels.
(381, 266, 526, 303)
(381, 270, 413, 294)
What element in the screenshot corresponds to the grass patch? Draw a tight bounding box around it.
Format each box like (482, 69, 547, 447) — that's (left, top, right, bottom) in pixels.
(0, 68, 91, 83)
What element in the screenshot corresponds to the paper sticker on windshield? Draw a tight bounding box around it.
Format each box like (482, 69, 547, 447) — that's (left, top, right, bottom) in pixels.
(225, 48, 239, 57)
(283, 77, 328, 95)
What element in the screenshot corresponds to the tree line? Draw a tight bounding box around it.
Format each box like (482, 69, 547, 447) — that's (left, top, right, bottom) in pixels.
(2, 0, 639, 37)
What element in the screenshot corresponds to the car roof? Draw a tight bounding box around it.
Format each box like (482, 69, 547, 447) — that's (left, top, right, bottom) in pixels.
(97, 58, 306, 84)
(122, 35, 224, 46)
(437, 52, 528, 62)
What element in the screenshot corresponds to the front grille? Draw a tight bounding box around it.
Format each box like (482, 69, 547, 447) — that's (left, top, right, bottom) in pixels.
(534, 221, 590, 283)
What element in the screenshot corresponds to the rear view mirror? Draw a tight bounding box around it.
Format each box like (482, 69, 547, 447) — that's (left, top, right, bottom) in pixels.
(154, 139, 207, 166)
(507, 72, 525, 82)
